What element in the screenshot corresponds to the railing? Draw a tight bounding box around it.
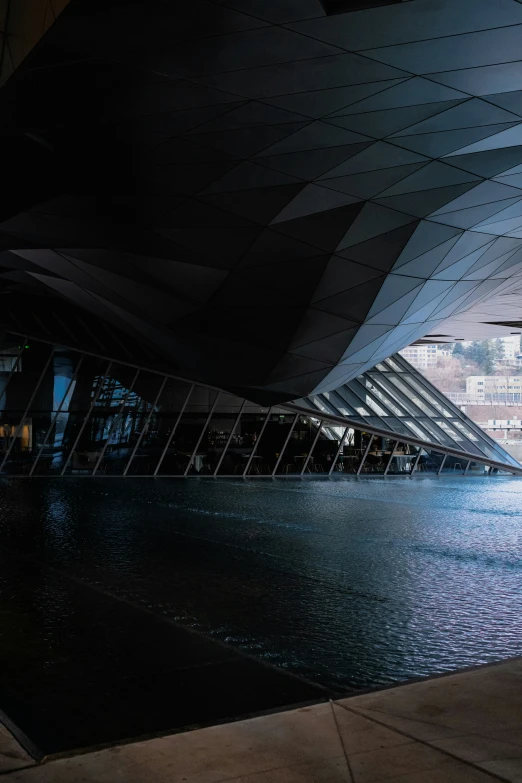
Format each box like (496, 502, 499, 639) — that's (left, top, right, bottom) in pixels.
(446, 393, 522, 406)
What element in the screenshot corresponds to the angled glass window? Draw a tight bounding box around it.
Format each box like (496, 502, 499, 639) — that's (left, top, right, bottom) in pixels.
(359, 376, 405, 417)
(404, 419, 434, 442)
(295, 351, 520, 471)
(384, 357, 405, 373)
(399, 375, 454, 417)
(386, 375, 438, 417)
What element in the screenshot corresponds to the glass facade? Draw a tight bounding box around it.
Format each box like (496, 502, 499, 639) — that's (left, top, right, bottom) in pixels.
(0, 334, 519, 478)
(296, 354, 522, 472)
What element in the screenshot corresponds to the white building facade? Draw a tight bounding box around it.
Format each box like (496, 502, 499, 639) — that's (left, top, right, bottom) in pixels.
(399, 344, 451, 370)
(498, 336, 522, 362)
(466, 375, 522, 403)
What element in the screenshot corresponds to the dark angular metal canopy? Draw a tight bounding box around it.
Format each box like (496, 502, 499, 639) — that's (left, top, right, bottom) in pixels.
(2, 0, 522, 401)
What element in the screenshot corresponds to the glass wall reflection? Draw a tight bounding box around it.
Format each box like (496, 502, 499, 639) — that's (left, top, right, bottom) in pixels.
(216, 406, 270, 476)
(0, 333, 515, 477)
(130, 378, 193, 475)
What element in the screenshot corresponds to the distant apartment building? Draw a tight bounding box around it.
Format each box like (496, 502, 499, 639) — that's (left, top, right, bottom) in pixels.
(466, 375, 522, 403)
(498, 335, 522, 362)
(399, 344, 451, 370)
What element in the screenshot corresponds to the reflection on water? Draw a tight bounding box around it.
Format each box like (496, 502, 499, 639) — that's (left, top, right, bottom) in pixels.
(1, 475, 521, 692)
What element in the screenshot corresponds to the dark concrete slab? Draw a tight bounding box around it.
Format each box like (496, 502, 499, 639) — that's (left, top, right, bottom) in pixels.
(0, 552, 331, 756)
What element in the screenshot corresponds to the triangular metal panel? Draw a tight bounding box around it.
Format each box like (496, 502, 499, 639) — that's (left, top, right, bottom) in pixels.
(328, 100, 465, 137)
(336, 203, 416, 251)
(320, 162, 428, 200)
(318, 141, 428, 179)
(391, 123, 520, 159)
(270, 185, 361, 224)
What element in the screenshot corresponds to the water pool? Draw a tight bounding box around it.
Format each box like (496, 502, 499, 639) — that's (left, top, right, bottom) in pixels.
(0, 475, 521, 752)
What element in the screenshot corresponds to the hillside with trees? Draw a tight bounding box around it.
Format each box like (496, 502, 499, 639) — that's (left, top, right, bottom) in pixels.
(422, 339, 517, 393)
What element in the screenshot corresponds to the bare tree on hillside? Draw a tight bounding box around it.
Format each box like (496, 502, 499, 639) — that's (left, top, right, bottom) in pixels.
(422, 355, 481, 393)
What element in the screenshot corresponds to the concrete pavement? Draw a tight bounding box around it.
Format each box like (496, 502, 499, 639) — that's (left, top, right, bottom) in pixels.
(1, 657, 521, 782)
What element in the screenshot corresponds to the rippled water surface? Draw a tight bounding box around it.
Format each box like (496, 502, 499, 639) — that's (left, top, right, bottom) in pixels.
(1, 475, 521, 699)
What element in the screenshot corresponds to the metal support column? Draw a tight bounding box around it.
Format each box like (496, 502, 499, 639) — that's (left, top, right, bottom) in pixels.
(384, 440, 399, 476)
(92, 369, 140, 475)
(301, 423, 322, 475)
(328, 427, 349, 476)
(184, 393, 220, 476)
(242, 408, 273, 476)
(272, 415, 298, 476)
(153, 384, 194, 476)
(463, 459, 471, 476)
(61, 362, 113, 475)
(437, 454, 447, 476)
(0, 347, 54, 473)
(123, 375, 167, 476)
(410, 448, 422, 476)
(213, 400, 246, 476)
(30, 355, 84, 476)
(356, 434, 374, 476)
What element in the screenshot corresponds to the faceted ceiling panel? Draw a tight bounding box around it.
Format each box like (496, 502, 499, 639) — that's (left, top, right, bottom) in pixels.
(2, 0, 522, 399)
